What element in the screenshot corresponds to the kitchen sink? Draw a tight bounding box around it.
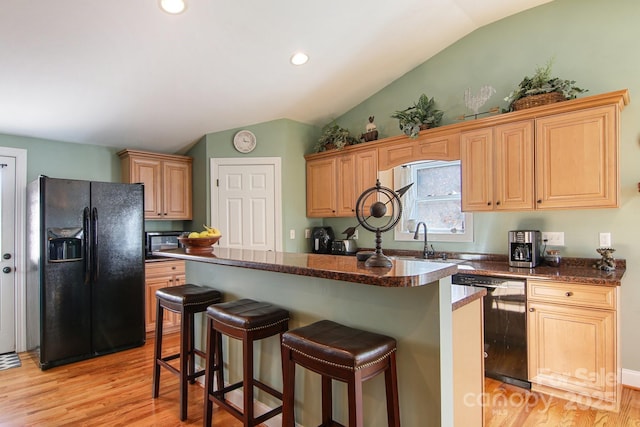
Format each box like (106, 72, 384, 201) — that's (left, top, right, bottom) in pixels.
(390, 256, 476, 270)
(391, 256, 466, 263)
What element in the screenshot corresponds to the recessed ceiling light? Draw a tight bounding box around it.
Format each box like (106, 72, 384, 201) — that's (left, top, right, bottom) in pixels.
(290, 52, 309, 66)
(159, 0, 187, 14)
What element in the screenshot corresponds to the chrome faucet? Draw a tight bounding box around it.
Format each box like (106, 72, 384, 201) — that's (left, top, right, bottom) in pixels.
(413, 221, 435, 259)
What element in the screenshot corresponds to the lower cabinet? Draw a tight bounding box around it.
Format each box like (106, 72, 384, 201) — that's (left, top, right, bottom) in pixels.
(145, 260, 186, 334)
(527, 279, 620, 411)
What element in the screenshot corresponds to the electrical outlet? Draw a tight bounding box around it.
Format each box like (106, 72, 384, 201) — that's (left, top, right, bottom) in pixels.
(352, 230, 359, 240)
(541, 231, 565, 246)
(289, 229, 295, 239)
(599, 232, 611, 247)
(304, 228, 311, 239)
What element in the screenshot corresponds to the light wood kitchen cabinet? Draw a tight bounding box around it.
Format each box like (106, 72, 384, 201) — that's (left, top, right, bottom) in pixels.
(145, 260, 186, 334)
(461, 120, 534, 211)
(377, 130, 460, 170)
(306, 148, 378, 217)
(527, 279, 620, 411)
(305, 90, 627, 215)
(535, 105, 619, 209)
(118, 149, 193, 220)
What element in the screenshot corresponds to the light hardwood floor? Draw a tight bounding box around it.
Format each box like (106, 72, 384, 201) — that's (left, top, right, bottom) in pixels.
(0, 333, 242, 426)
(484, 378, 640, 427)
(2, 335, 640, 426)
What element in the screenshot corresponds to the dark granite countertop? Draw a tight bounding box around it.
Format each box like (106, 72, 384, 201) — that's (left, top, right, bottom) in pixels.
(154, 248, 458, 288)
(451, 285, 487, 310)
(381, 250, 626, 286)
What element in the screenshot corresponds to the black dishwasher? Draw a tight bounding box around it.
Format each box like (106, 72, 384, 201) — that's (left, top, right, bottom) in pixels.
(452, 273, 531, 389)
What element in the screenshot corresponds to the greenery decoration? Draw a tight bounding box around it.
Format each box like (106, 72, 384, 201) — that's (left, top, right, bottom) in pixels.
(391, 94, 444, 138)
(504, 59, 588, 111)
(314, 122, 360, 153)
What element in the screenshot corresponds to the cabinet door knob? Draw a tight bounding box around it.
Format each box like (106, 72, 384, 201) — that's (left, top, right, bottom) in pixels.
(565, 291, 573, 297)
(487, 201, 492, 206)
(496, 201, 501, 206)
(537, 199, 542, 204)
(529, 307, 535, 312)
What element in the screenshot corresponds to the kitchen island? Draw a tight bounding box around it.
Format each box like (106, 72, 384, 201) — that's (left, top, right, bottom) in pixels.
(156, 247, 464, 427)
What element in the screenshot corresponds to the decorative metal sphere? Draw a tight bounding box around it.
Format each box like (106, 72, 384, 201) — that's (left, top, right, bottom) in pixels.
(370, 201, 387, 218)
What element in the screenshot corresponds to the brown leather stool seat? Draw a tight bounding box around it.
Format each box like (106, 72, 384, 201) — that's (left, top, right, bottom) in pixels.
(281, 320, 400, 427)
(152, 284, 222, 421)
(204, 298, 289, 427)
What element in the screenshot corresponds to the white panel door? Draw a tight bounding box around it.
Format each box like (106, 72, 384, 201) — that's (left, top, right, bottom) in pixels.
(0, 156, 16, 353)
(215, 161, 278, 251)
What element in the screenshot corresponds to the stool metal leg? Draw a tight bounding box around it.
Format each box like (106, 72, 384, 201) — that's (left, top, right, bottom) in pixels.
(152, 300, 164, 398)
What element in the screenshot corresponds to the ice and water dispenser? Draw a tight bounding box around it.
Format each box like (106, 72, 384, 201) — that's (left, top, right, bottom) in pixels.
(48, 227, 83, 262)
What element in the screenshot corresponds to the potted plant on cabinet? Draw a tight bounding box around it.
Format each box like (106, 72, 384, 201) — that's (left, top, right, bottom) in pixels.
(391, 94, 444, 138)
(314, 122, 360, 153)
(504, 59, 588, 111)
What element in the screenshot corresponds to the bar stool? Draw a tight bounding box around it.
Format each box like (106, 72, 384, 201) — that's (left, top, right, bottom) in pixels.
(281, 320, 400, 427)
(152, 284, 222, 421)
(204, 298, 289, 427)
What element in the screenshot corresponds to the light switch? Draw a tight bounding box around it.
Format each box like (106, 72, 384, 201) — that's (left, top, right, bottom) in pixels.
(290, 229, 295, 239)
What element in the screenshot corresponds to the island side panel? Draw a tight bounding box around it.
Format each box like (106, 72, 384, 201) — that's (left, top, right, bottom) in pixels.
(186, 260, 451, 427)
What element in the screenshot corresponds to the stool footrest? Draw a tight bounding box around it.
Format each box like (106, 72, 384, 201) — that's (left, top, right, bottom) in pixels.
(255, 406, 283, 424)
(161, 353, 180, 363)
(212, 380, 244, 397)
(254, 379, 283, 400)
(157, 359, 179, 376)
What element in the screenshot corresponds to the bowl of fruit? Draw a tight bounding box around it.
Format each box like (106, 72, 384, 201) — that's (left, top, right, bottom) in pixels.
(178, 225, 222, 254)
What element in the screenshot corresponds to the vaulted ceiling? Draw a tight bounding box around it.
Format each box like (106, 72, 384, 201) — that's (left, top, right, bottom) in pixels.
(0, 0, 551, 153)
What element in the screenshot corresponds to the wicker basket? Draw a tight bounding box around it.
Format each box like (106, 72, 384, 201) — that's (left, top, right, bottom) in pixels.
(512, 92, 566, 111)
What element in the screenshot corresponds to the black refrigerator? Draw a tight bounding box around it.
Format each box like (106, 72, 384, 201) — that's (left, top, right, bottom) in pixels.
(26, 176, 145, 370)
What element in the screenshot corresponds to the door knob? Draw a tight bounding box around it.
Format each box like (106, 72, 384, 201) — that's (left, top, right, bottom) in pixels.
(2, 267, 12, 274)
(529, 307, 535, 312)
(3, 253, 11, 260)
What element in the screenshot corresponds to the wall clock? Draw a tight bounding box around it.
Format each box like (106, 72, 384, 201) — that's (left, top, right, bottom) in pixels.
(233, 130, 257, 153)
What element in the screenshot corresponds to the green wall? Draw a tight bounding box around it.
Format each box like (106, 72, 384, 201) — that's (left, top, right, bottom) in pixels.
(0, 133, 120, 183)
(187, 118, 321, 252)
(328, 0, 640, 373)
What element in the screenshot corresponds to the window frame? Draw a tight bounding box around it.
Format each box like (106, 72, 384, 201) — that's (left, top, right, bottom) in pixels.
(393, 160, 474, 243)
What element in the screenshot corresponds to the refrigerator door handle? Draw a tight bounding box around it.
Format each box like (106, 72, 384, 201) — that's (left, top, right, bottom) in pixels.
(83, 207, 91, 284)
(91, 207, 99, 282)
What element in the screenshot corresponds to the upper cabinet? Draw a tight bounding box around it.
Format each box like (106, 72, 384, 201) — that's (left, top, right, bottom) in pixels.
(118, 149, 193, 220)
(377, 129, 460, 170)
(305, 90, 628, 217)
(535, 105, 618, 209)
(306, 147, 378, 217)
(461, 120, 535, 211)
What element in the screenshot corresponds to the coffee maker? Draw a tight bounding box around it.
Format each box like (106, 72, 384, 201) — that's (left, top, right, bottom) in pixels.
(311, 227, 334, 254)
(508, 230, 542, 268)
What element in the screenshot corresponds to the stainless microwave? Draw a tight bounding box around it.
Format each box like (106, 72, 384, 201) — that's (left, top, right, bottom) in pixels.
(145, 231, 184, 258)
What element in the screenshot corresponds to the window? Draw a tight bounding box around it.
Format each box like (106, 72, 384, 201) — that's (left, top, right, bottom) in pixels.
(393, 160, 473, 242)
